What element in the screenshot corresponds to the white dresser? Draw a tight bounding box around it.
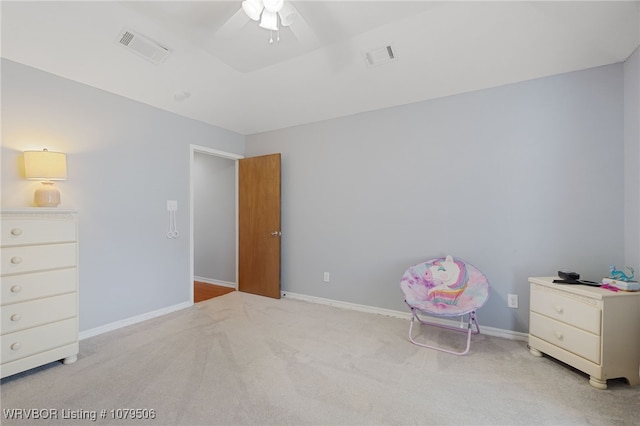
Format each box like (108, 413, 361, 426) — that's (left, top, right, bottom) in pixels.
(528, 276, 640, 389)
(1, 209, 79, 378)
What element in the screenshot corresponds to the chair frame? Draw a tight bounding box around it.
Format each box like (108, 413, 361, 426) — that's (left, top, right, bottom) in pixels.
(407, 306, 481, 356)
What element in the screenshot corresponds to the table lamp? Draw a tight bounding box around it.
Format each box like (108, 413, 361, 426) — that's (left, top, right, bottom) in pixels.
(24, 148, 67, 207)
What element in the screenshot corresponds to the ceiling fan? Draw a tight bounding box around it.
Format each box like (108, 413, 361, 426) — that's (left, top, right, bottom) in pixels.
(217, 0, 315, 44)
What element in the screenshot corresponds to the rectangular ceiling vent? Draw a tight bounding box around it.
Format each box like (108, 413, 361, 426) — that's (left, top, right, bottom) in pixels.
(115, 28, 171, 65)
(363, 44, 396, 67)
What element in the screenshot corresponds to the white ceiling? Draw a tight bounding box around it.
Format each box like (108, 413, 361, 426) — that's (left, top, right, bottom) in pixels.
(2, 1, 639, 135)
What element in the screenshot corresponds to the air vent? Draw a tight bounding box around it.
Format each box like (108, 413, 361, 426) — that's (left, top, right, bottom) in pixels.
(115, 28, 171, 65)
(363, 44, 396, 67)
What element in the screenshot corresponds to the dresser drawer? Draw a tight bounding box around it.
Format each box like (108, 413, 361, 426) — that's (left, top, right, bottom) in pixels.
(1, 219, 76, 247)
(530, 312, 600, 364)
(1, 293, 76, 334)
(1, 318, 77, 364)
(530, 284, 601, 334)
(1, 268, 76, 305)
(1, 243, 76, 276)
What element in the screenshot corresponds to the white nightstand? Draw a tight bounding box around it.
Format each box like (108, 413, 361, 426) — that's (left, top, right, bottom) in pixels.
(528, 277, 640, 389)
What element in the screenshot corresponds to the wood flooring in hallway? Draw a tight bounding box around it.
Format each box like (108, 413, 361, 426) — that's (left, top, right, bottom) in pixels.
(194, 281, 235, 303)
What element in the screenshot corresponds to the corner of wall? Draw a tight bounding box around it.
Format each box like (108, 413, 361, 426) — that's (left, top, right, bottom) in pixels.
(624, 46, 640, 268)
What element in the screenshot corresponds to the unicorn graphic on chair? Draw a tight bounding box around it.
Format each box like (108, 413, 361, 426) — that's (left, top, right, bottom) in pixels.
(401, 255, 469, 307)
(423, 255, 469, 306)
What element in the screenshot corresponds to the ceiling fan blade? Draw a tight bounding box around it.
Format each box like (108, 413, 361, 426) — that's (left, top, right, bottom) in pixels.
(242, 0, 263, 21)
(215, 8, 250, 39)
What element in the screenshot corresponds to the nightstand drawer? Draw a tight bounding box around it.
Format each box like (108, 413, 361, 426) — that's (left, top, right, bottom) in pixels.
(1, 268, 76, 305)
(1, 243, 76, 275)
(1, 219, 76, 247)
(0, 318, 77, 364)
(1, 293, 76, 334)
(530, 312, 600, 364)
(530, 285, 601, 334)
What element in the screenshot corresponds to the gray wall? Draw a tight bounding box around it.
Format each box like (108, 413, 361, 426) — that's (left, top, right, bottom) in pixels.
(246, 64, 626, 333)
(2, 56, 637, 336)
(1, 59, 245, 331)
(194, 152, 236, 284)
(625, 47, 640, 270)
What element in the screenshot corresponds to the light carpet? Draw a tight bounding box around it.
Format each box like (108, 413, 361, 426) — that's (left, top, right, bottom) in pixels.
(1, 291, 639, 425)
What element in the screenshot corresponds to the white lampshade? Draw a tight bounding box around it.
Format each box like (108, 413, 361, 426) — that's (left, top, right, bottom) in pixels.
(263, 0, 283, 13)
(279, 2, 297, 26)
(24, 149, 67, 180)
(242, 0, 263, 21)
(23, 149, 67, 207)
(259, 10, 278, 31)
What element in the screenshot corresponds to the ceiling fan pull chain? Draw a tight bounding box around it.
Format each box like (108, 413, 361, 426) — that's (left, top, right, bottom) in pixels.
(269, 30, 274, 44)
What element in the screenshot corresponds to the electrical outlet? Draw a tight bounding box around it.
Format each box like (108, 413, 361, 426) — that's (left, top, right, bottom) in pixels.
(323, 272, 330, 283)
(167, 200, 177, 211)
(508, 293, 518, 308)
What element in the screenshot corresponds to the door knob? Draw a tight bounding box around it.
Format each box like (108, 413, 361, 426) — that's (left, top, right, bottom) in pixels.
(270, 231, 282, 237)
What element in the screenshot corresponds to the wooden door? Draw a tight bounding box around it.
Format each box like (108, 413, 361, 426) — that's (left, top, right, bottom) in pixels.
(238, 153, 281, 299)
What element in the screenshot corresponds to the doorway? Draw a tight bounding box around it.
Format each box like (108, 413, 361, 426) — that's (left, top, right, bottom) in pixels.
(190, 145, 243, 304)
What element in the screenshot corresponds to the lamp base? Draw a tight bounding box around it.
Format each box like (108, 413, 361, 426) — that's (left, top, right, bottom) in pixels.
(34, 181, 61, 207)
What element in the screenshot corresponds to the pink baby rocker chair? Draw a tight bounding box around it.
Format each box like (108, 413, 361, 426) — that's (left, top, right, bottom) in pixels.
(400, 255, 490, 355)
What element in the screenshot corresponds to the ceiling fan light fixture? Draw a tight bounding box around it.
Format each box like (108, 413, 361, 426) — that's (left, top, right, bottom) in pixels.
(242, 0, 263, 21)
(263, 0, 284, 13)
(259, 10, 279, 31)
(278, 3, 297, 27)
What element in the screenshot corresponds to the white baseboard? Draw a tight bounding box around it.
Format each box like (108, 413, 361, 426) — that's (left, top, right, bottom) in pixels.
(281, 291, 528, 342)
(79, 301, 192, 340)
(79, 292, 528, 343)
(194, 276, 236, 288)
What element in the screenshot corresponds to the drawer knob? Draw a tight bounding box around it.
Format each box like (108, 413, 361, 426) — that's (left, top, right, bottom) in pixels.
(554, 331, 564, 340)
(10, 256, 22, 265)
(10, 285, 22, 293)
(10, 314, 22, 322)
(10, 342, 21, 351)
(10, 228, 23, 236)
(554, 305, 564, 314)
